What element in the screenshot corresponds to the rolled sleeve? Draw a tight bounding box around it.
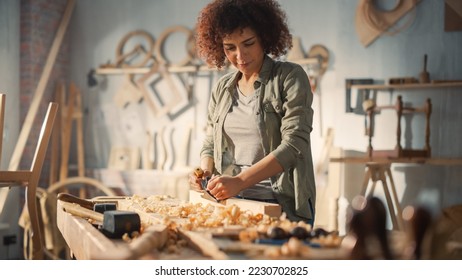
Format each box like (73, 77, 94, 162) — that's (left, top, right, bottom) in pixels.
(271, 65, 313, 171)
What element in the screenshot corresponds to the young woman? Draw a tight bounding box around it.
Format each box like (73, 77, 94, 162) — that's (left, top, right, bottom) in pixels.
(190, 0, 316, 225)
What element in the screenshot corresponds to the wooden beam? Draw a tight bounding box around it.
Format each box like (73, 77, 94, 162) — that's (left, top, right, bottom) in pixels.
(0, 0, 75, 216)
(189, 190, 282, 218)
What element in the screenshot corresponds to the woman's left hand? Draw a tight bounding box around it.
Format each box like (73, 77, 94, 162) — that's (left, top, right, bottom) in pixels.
(206, 175, 244, 201)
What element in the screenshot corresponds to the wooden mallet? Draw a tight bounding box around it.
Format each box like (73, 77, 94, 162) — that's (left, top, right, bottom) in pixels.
(59, 199, 141, 239)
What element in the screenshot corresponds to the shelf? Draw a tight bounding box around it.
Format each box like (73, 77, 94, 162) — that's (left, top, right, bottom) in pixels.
(330, 157, 462, 165)
(95, 57, 321, 75)
(96, 64, 216, 75)
(351, 81, 462, 90)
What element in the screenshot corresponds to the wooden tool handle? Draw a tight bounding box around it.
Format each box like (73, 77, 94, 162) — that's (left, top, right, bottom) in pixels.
(61, 201, 104, 222)
(57, 193, 94, 210)
(423, 54, 427, 71)
(193, 167, 204, 178)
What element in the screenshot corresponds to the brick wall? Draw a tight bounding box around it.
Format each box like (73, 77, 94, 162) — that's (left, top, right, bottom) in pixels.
(20, 0, 69, 186)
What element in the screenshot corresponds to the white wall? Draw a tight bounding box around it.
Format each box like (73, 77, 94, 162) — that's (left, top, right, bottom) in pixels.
(68, 0, 462, 212)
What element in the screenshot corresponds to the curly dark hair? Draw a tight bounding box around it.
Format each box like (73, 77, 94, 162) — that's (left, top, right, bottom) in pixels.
(195, 0, 293, 69)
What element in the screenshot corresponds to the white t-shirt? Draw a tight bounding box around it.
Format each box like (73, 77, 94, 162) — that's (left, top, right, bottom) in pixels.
(223, 86, 274, 200)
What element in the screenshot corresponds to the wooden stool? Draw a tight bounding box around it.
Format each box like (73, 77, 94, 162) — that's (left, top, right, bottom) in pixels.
(360, 163, 404, 230)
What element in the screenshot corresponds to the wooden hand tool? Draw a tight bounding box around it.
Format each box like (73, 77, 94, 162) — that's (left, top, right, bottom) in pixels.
(57, 193, 94, 209)
(60, 200, 141, 239)
(419, 54, 430, 83)
(193, 167, 220, 202)
(57, 192, 117, 213)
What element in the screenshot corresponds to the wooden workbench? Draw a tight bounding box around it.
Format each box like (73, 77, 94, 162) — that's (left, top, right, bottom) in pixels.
(56, 194, 349, 260)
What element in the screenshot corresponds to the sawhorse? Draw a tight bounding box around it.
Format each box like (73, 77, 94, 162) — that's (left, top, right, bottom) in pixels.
(360, 162, 404, 230)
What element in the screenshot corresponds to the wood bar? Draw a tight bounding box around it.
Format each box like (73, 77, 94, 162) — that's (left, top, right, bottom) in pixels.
(188, 190, 282, 218)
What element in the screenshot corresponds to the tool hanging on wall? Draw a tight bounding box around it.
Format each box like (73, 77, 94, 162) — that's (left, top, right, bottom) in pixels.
(355, 0, 421, 47)
(136, 63, 184, 118)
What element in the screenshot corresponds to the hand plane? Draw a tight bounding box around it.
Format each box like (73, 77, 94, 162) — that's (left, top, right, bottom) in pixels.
(194, 168, 220, 203)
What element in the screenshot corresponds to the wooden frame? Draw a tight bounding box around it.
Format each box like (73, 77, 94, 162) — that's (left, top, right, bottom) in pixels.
(136, 64, 184, 118)
(366, 95, 432, 158)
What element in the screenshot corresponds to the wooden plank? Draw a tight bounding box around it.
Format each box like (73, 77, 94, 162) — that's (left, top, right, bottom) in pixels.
(178, 229, 228, 260)
(59, 82, 76, 180)
(74, 85, 85, 177)
(49, 83, 64, 185)
(0, 0, 75, 215)
(188, 190, 282, 218)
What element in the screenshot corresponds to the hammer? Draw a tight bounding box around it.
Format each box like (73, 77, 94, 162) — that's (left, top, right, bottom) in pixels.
(60, 200, 141, 239)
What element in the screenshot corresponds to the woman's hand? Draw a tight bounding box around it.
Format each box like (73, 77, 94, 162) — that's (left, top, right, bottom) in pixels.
(188, 168, 212, 191)
(206, 175, 244, 201)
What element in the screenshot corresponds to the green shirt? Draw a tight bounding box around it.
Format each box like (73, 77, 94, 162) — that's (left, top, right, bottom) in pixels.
(200, 55, 316, 222)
